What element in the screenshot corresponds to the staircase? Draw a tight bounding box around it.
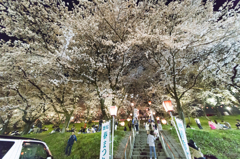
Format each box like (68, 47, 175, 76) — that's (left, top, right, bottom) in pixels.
(131, 130, 167, 159)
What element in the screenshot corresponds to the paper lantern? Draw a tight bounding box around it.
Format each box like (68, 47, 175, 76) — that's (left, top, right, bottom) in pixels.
(163, 100, 174, 112)
(161, 119, 167, 125)
(110, 106, 118, 116)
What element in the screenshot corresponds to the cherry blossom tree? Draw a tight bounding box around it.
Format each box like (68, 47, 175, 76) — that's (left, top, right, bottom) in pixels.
(133, 0, 240, 125)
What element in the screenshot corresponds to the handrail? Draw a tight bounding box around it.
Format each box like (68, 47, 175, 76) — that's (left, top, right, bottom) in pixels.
(121, 125, 136, 159)
(159, 131, 177, 159)
(157, 124, 176, 159)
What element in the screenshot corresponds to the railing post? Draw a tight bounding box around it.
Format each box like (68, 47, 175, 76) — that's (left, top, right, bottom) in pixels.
(130, 136, 131, 147)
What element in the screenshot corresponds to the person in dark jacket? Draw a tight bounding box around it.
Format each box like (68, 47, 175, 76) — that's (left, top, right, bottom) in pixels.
(98, 119, 103, 131)
(128, 122, 132, 131)
(65, 132, 77, 156)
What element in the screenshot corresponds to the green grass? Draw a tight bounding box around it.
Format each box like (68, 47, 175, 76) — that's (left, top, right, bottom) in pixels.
(24, 124, 126, 159)
(162, 115, 240, 159)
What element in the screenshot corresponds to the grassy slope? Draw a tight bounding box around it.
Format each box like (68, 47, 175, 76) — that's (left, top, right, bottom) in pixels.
(24, 124, 126, 159)
(163, 115, 240, 159)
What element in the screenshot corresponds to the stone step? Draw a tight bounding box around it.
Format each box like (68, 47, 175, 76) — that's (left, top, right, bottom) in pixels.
(131, 155, 167, 159)
(133, 148, 163, 152)
(132, 151, 166, 156)
(134, 143, 162, 146)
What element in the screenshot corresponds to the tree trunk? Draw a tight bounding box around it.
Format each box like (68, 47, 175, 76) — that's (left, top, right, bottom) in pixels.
(215, 107, 223, 120)
(187, 114, 191, 124)
(62, 114, 71, 133)
(0, 121, 10, 135)
(202, 103, 210, 120)
(100, 98, 108, 119)
(176, 98, 186, 128)
(22, 122, 33, 135)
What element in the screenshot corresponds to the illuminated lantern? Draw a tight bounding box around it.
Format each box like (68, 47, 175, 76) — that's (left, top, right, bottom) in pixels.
(120, 122, 125, 126)
(161, 119, 167, 125)
(130, 113, 132, 116)
(153, 112, 155, 115)
(156, 117, 160, 120)
(110, 106, 118, 116)
(127, 118, 130, 122)
(163, 101, 174, 112)
(148, 101, 152, 105)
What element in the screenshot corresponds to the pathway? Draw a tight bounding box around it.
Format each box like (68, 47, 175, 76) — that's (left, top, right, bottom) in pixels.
(131, 129, 167, 159)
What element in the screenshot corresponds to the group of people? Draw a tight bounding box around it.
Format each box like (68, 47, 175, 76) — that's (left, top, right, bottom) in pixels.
(208, 120, 231, 130)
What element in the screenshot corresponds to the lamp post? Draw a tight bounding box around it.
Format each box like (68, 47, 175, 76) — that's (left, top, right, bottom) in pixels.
(163, 100, 188, 158)
(110, 106, 117, 159)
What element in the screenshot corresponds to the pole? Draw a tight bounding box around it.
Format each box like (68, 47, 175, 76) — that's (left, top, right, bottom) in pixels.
(170, 112, 188, 159)
(112, 116, 114, 159)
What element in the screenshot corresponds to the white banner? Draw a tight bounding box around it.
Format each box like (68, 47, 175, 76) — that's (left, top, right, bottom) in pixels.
(134, 108, 138, 118)
(100, 122, 110, 159)
(150, 109, 154, 122)
(175, 118, 191, 159)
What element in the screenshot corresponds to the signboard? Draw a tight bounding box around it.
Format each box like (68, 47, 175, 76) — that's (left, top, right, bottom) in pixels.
(175, 118, 191, 159)
(100, 122, 110, 159)
(150, 109, 154, 122)
(134, 108, 138, 118)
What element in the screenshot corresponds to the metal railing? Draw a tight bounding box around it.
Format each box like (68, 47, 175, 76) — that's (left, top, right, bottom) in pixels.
(157, 124, 176, 159)
(121, 124, 137, 159)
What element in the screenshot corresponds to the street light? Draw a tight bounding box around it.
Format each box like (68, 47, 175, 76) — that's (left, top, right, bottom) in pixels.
(162, 100, 188, 158)
(110, 106, 117, 159)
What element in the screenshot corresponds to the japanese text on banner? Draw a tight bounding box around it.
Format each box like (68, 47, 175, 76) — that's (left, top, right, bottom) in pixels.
(100, 122, 110, 159)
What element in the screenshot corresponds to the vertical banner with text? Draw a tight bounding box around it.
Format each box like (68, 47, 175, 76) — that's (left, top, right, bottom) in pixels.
(175, 118, 191, 159)
(100, 122, 110, 159)
(134, 108, 138, 118)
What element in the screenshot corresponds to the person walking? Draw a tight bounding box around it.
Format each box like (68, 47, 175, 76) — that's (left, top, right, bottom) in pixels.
(128, 122, 132, 131)
(65, 132, 77, 156)
(194, 118, 203, 129)
(145, 122, 150, 134)
(147, 130, 157, 159)
(115, 120, 118, 130)
(134, 117, 139, 134)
